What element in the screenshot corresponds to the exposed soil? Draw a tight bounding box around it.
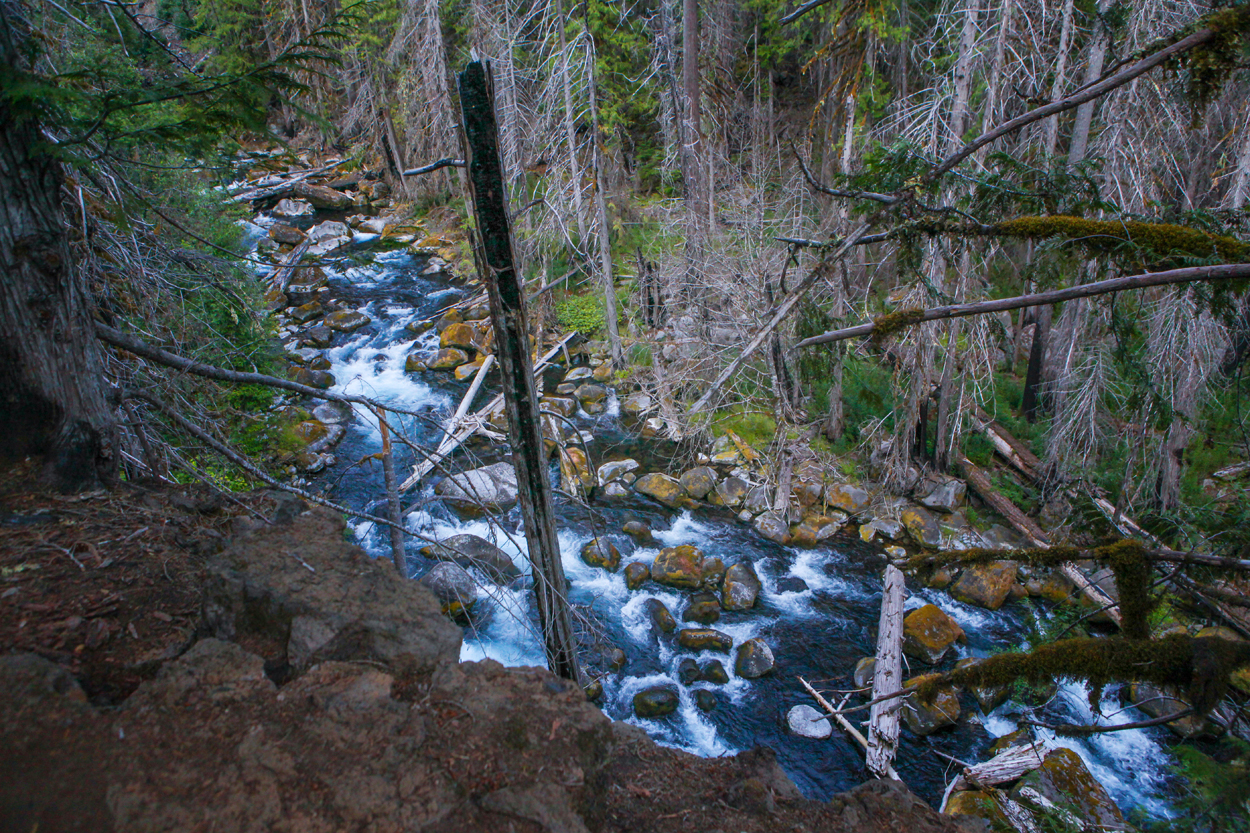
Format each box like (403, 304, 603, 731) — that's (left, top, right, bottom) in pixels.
(0, 466, 979, 833)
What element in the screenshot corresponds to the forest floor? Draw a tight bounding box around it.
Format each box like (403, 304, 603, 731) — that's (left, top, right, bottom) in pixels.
(0, 464, 978, 833)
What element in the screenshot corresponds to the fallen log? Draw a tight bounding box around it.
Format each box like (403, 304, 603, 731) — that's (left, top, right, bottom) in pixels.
(269, 238, 311, 293)
(799, 676, 902, 782)
(865, 564, 905, 779)
(227, 159, 344, 203)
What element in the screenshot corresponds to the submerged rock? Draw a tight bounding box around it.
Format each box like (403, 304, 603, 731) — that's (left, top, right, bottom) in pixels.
(694, 689, 718, 711)
(735, 638, 775, 678)
(902, 604, 965, 664)
(633, 685, 680, 718)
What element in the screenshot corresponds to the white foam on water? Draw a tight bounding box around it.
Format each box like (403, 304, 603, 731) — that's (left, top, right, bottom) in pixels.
(326, 328, 450, 435)
(774, 549, 871, 613)
(613, 673, 735, 757)
(603, 390, 620, 418)
(373, 250, 413, 266)
(620, 590, 683, 645)
(916, 589, 1002, 634)
(459, 583, 547, 668)
(653, 512, 723, 549)
(353, 231, 381, 245)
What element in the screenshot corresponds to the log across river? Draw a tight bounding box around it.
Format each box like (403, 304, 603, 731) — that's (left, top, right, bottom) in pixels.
(241, 210, 1181, 818)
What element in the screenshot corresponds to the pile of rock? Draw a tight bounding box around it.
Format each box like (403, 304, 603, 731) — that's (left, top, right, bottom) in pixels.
(404, 306, 496, 381)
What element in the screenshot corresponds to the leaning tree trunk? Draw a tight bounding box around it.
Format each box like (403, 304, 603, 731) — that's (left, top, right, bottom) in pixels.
(0, 2, 115, 491)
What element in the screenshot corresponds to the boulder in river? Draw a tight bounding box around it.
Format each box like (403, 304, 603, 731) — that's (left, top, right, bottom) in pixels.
(440, 322, 477, 351)
(678, 657, 702, 685)
(454, 358, 486, 381)
(752, 512, 790, 545)
(787, 705, 832, 739)
(859, 517, 904, 542)
(290, 301, 324, 324)
(633, 685, 680, 718)
(307, 219, 350, 241)
(326, 310, 372, 333)
(434, 462, 519, 513)
(701, 659, 729, 685)
(579, 538, 620, 572)
(289, 367, 335, 389)
(700, 557, 726, 590)
(682, 591, 721, 625)
(634, 473, 689, 509)
(902, 604, 965, 664)
(540, 395, 577, 418)
(419, 562, 478, 620)
(694, 689, 717, 712)
(721, 560, 761, 611)
(272, 198, 314, 218)
(793, 514, 843, 545)
(621, 519, 653, 544)
(900, 505, 943, 548)
(678, 467, 718, 500)
(294, 181, 353, 210)
(677, 628, 733, 653)
(953, 658, 1009, 713)
(574, 383, 608, 415)
(901, 678, 959, 735)
(269, 223, 306, 245)
(559, 447, 594, 495)
(735, 638, 775, 678)
(775, 576, 808, 594)
(428, 347, 470, 370)
(853, 657, 876, 689)
(420, 534, 520, 584)
(599, 459, 640, 486)
(299, 325, 334, 348)
(650, 545, 703, 589)
(950, 561, 1018, 610)
(1129, 682, 1212, 738)
(710, 476, 749, 509)
(623, 562, 650, 590)
(643, 598, 676, 634)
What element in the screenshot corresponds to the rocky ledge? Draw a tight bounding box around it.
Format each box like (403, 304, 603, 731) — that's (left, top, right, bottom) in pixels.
(0, 500, 980, 833)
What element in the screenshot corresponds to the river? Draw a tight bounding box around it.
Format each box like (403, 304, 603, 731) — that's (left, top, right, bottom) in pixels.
(246, 213, 1178, 819)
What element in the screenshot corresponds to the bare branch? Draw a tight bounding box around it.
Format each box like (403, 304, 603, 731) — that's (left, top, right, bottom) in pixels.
(401, 157, 466, 177)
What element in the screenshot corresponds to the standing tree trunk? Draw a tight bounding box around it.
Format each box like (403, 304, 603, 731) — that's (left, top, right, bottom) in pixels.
(681, 0, 706, 304)
(459, 59, 581, 684)
(1041, 0, 1076, 158)
(1066, 0, 1111, 167)
(0, 2, 115, 491)
(587, 39, 622, 365)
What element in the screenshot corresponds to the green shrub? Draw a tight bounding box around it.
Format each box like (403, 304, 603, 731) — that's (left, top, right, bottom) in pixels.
(555, 292, 606, 336)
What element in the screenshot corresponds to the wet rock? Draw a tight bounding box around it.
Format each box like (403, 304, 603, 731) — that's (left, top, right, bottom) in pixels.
(541, 395, 577, 418)
(853, 657, 876, 689)
(434, 462, 519, 512)
(272, 197, 314, 218)
(643, 599, 676, 634)
(294, 182, 353, 210)
(559, 448, 594, 495)
(621, 520, 654, 544)
(404, 353, 427, 372)
(954, 658, 1009, 713)
(563, 366, 593, 383)
(682, 591, 721, 625)
(650, 545, 703, 589)
(901, 678, 959, 735)
(606, 647, 627, 670)
(420, 534, 520, 584)
(307, 219, 350, 241)
(902, 604, 965, 664)
(602, 482, 630, 499)
(440, 322, 476, 351)
(454, 358, 486, 381)
(269, 223, 306, 245)
(825, 483, 871, 515)
(678, 657, 702, 685)
(775, 576, 808, 594)
(634, 473, 689, 509)
(597, 460, 639, 488)
(735, 638, 775, 678)
(1010, 747, 1126, 831)
(721, 560, 761, 611)
(987, 728, 1033, 756)
(950, 561, 1018, 610)
(901, 506, 943, 548)
(794, 514, 843, 545)
(711, 476, 749, 509)
(420, 563, 478, 620)
(677, 628, 733, 653)
(927, 568, 954, 590)
(583, 678, 604, 701)
(1129, 682, 1212, 738)
(679, 467, 718, 500)
(623, 562, 650, 590)
(633, 685, 680, 718)
(289, 366, 335, 389)
(574, 383, 608, 415)
(694, 689, 717, 711)
(428, 348, 470, 370)
(859, 517, 904, 542)
(620, 392, 652, 423)
(290, 301, 324, 324)
(752, 512, 790, 545)
(264, 289, 289, 311)
(981, 524, 1024, 549)
(701, 659, 729, 685)
(299, 325, 334, 348)
(326, 310, 372, 333)
(312, 401, 351, 425)
(579, 538, 620, 572)
(918, 479, 966, 513)
(787, 705, 832, 739)
(700, 557, 726, 590)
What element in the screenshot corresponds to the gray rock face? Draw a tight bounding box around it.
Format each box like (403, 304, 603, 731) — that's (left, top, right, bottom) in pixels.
(742, 485, 771, 515)
(713, 476, 749, 508)
(752, 512, 789, 545)
(919, 479, 967, 513)
(679, 467, 718, 500)
(598, 458, 640, 486)
(787, 705, 832, 739)
(620, 392, 653, 422)
(419, 563, 478, 616)
(272, 198, 314, 218)
(308, 219, 350, 241)
(434, 462, 519, 512)
(421, 533, 520, 584)
(205, 508, 461, 674)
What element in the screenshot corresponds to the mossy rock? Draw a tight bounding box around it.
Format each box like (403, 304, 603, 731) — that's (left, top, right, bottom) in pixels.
(677, 628, 733, 653)
(454, 358, 486, 381)
(701, 557, 726, 590)
(701, 659, 729, 685)
(634, 473, 689, 509)
(621, 519, 653, 544)
(950, 561, 1018, 611)
(902, 604, 965, 664)
(902, 675, 960, 735)
(644, 598, 676, 634)
(735, 638, 775, 678)
(623, 562, 650, 590)
(711, 476, 749, 509)
(853, 657, 876, 689)
(901, 506, 942, 548)
(435, 308, 463, 332)
(944, 790, 1014, 829)
(651, 545, 703, 590)
(679, 467, 718, 500)
(1010, 747, 1125, 831)
(289, 301, 325, 324)
(428, 348, 470, 370)
(633, 685, 680, 718)
(954, 657, 1009, 713)
(440, 322, 477, 351)
(559, 447, 594, 495)
(325, 310, 372, 333)
(291, 420, 329, 445)
(579, 538, 620, 572)
(721, 560, 761, 611)
(289, 366, 335, 389)
(404, 353, 428, 372)
(825, 483, 870, 515)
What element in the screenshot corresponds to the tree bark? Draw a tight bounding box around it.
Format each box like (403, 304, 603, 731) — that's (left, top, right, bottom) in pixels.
(587, 40, 622, 365)
(459, 60, 581, 684)
(865, 564, 904, 779)
(1066, 0, 1112, 167)
(0, 1, 115, 491)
